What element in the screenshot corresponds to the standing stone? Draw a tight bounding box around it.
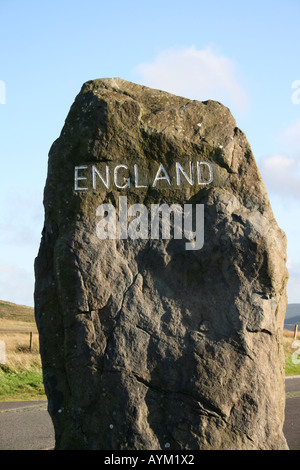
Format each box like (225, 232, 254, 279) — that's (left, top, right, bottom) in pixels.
(0, 340, 6, 365)
(34, 78, 288, 450)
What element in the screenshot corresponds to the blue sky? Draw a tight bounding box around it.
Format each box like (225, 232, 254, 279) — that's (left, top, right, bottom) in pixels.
(0, 0, 300, 307)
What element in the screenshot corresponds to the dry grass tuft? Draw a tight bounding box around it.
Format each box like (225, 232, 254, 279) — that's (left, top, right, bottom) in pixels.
(0, 332, 41, 369)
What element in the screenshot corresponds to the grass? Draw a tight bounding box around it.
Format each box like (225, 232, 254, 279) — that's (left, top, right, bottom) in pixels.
(0, 301, 46, 401)
(0, 300, 36, 332)
(0, 300, 35, 323)
(0, 365, 45, 402)
(0, 332, 46, 401)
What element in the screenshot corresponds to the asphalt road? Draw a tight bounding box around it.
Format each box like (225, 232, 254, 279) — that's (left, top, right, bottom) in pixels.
(284, 376, 300, 450)
(0, 377, 299, 450)
(0, 401, 55, 450)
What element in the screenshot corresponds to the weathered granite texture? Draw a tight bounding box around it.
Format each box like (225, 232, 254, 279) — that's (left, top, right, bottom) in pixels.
(34, 78, 288, 450)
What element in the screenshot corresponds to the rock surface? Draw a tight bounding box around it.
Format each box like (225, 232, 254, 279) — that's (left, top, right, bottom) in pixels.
(34, 78, 288, 450)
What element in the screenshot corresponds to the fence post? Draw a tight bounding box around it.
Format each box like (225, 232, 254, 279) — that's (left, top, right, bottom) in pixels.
(294, 324, 298, 340)
(29, 332, 33, 352)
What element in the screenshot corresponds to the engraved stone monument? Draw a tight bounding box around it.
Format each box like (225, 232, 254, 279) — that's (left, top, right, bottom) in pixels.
(34, 78, 288, 450)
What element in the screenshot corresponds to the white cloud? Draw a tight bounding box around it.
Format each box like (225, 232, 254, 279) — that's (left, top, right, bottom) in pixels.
(259, 154, 300, 199)
(134, 46, 249, 114)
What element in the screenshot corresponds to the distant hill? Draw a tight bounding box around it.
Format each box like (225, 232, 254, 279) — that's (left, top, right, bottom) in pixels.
(0, 300, 34, 322)
(284, 315, 300, 331)
(285, 315, 300, 324)
(284, 304, 300, 331)
(286, 303, 300, 320)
